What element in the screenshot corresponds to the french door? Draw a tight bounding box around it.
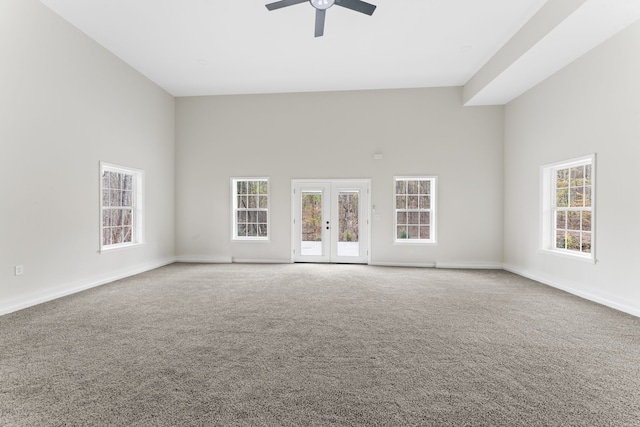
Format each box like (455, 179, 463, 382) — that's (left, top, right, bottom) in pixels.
(292, 180, 370, 264)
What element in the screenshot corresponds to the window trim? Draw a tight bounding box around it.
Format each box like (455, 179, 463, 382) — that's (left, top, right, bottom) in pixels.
(540, 154, 596, 263)
(99, 162, 144, 253)
(393, 176, 438, 245)
(231, 177, 270, 242)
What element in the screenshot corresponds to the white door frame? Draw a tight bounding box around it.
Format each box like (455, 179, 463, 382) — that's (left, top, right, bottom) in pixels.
(291, 179, 371, 264)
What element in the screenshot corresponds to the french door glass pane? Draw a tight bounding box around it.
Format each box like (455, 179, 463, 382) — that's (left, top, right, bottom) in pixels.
(301, 192, 322, 256)
(337, 191, 359, 257)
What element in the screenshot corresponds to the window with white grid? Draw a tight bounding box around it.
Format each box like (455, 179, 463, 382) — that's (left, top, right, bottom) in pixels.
(394, 177, 437, 243)
(100, 163, 143, 251)
(232, 178, 269, 240)
(541, 155, 595, 261)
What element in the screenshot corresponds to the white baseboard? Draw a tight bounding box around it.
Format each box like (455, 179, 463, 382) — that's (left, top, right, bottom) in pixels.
(435, 262, 504, 269)
(0, 257, 176, 317)
(175, 256, 233, 264)
(369, 261, 437, 268)
(232, 258, 293, 264)
(503, 263, 640, 318)
(368, 261, 503, 269)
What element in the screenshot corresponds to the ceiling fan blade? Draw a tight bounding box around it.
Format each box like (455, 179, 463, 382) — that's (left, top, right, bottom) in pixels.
(265, 0, 308, 11)
(335, 0, 376, 15)
(315, 9, 326, 37)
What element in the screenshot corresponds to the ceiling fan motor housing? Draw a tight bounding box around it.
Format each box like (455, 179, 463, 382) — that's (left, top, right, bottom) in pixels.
(311, 0, 335, 10)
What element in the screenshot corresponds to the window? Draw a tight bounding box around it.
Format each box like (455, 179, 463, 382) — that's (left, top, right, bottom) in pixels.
(541, 155, 595, 261)
(100, 162, 144, 251)
(232, 178, 269, 240)
(394, 177, 437, 243)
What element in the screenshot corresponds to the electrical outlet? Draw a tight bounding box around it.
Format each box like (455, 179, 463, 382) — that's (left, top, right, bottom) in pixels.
(15, 265, 24, 276)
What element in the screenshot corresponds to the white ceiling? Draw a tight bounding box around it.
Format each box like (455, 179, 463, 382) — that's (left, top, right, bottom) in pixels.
(38, 0, 640, 102)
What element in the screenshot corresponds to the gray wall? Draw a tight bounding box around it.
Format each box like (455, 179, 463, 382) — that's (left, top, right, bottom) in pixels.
(0, 0, 176, 314)
(175, 88, 504, 266)
(504, 20, 640, 315)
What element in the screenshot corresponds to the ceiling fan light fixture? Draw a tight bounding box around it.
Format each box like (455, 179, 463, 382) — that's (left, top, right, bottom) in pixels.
(311, 0, 335, 10)
(265, 0, 376, 37)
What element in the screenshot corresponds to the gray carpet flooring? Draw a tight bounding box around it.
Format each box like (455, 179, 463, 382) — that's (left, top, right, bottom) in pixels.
(1, 263, 639, 426)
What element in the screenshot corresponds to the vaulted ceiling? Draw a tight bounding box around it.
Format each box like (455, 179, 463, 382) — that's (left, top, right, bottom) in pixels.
(39, 0, 640, 104)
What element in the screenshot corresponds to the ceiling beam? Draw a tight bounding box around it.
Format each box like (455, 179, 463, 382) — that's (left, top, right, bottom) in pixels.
(463, 0, 640, 106)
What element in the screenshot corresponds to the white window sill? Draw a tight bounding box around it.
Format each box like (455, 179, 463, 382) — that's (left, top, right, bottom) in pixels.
(100, 242, 145, 253)
(394, 240, 438, 246)
(540, 248, 596, 264)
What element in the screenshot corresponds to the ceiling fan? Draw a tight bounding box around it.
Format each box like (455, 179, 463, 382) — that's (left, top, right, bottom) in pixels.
(265, 0, 377, 38)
